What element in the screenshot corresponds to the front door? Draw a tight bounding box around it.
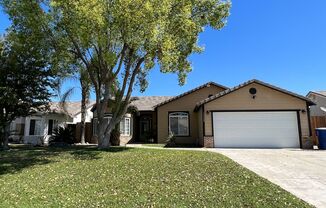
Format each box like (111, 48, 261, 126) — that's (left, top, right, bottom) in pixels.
(139, 117, 152, 143)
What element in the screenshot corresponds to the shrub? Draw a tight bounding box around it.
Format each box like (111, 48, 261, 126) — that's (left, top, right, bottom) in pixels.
(49, 126, 75, 145)
(165, 132, 176, 147)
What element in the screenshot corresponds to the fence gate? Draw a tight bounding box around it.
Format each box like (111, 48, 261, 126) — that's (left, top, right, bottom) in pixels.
(310, 116, 326, 145)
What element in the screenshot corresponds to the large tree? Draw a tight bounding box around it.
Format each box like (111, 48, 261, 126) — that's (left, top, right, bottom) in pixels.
(0, 32, 56, 149)
(1, 0, 231, 149)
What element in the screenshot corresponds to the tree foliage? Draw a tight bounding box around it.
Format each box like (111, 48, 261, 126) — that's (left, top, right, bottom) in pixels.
(1, 0, 231, 148)
(0, 32, 56, 149)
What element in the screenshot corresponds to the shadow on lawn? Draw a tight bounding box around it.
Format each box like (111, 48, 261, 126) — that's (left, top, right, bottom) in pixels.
(0, 145, 133, 175)
(0, 146, 59, 175)
(68, 146, 132, 160)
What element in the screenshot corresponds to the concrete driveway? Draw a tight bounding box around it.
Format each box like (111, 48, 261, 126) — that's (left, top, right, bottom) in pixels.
(212, 149, 326, 208)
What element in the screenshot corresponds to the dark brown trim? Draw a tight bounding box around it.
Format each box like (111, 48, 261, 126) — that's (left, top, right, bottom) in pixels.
(168, 111, 191, 137)
(210, 110, 302, 148)
(307, 102, 312, 137)
(296, 111, 303, 148)
(210, 111, 215, 147)
(155, 82, 228, 109)
(202, 105, 205, 137)
(155, 108, 158, 143)
(200, 105, 206, 146)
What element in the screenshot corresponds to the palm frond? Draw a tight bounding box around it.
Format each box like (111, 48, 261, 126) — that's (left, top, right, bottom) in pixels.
(59, 87, 75, 115)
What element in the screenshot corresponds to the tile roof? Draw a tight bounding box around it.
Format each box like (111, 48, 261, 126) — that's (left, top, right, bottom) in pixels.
(90, 96, 174, 112)
(130, 96, 175, 111)
(47, 101, 95, 116)
(154, 82, 228, 108)
(194, 79, 315, 111)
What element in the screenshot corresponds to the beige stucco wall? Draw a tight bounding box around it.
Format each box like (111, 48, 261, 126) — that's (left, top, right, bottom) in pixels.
(156, 85, 225, 144)
(202, 83, 310, 146)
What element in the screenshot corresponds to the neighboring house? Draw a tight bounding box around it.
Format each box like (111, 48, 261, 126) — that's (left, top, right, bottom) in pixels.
(9, 101, 95, 145)
(92, 79, 314, 149)
(306, 91, 326, 116)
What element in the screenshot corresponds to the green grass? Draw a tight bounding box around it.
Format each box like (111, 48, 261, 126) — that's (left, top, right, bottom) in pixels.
(0, 146, 312, 208)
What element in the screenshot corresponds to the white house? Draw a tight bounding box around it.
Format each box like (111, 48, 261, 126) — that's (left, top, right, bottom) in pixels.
(9, 101, 95, 145)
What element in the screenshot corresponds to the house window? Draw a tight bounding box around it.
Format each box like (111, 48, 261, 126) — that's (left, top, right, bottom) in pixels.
(120, 118, 131, 136)
(48, 120, 58, 135)
(169, 112, 189, 136)
(29, 119, 42, 136)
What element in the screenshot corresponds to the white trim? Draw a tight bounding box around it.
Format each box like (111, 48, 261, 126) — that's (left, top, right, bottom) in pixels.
(169, 112, 189, 136)
(213, 111, 300, 148)
(121, 118, 131, 136)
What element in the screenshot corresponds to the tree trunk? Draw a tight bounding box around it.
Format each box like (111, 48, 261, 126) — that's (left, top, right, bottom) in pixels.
(0, 125, 4, 148)
(98, 127, 111, 149)
(96, 111, 111, 149)
(110, 124, 120, 146)
(0, 123, 9, 150)
(80, 83, 88, 144)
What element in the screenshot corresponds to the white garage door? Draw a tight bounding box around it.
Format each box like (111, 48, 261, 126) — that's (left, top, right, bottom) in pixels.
(213, 111, 300, 148)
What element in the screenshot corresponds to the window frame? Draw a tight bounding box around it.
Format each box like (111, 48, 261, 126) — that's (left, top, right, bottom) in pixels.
(168, 111, 190, 137)
(120, 117, 131, 136)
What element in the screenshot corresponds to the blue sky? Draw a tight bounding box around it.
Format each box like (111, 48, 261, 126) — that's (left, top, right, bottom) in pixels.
(1, 0, 326, 101)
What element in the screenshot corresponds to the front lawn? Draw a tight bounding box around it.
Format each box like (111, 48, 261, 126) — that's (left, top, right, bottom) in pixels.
(0, 146, 311, 207)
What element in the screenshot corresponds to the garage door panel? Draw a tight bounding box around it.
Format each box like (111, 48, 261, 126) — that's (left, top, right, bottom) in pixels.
(213, 112, 300, 148)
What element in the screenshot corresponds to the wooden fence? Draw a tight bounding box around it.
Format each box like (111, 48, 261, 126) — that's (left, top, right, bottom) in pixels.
(68, 122, 96, 144)
(310, 116, 326, 144)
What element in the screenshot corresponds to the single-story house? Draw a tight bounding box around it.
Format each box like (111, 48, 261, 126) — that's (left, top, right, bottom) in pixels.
(306, 91, 326, 116)
(9, 101, 95, 145)
(91, 79, 314, 149)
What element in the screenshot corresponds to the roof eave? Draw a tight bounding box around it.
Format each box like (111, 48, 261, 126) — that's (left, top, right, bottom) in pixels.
(154, 82, 228, 109)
